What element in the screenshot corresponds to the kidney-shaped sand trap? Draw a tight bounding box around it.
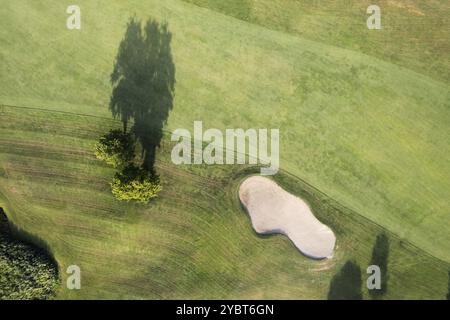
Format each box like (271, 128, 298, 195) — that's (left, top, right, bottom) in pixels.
(239, 176, 336, 259)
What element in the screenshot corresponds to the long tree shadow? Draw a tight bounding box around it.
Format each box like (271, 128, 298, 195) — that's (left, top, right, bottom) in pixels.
(369, 232, 389, 298)
(328, 260, 363, 300)
(110, 17, 175, 173)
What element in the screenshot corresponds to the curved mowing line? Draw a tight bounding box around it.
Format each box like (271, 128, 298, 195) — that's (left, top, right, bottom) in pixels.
(181, 0, 450, 85)
(0, 103, 116, 121)
(1, 102, 450, 266)
(230, 166, 450, 266)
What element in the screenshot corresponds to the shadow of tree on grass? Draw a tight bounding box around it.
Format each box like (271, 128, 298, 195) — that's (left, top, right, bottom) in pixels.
(328, 260, 363, 300)
(109, 16, 175, 173)
(369, 232, 389, 298)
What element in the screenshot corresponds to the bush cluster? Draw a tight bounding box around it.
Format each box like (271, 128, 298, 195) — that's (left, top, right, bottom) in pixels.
(94, 129, 135, 168)
(0, 212, 59, 300)
(95, 129, 162, 203)
(111, 165, 162, 203)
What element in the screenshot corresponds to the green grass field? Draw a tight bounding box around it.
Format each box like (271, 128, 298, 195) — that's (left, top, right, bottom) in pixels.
(183, 0, 450, 83)
(0, 0, 449, 299)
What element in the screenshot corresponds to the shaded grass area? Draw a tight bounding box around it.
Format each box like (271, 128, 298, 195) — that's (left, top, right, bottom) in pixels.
(109, 17, 175, 171)
(327, 261, 362, 300)
(0, 207, 59, 300)
(0, 106, 449, 299)
(369, 233, 390, 298)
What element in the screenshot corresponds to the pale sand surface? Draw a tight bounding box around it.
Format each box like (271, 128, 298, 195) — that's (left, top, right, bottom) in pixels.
(239, 176, 336, 259)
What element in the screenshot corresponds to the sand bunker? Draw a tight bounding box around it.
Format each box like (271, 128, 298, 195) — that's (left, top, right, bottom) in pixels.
(239, 176, 336, 259)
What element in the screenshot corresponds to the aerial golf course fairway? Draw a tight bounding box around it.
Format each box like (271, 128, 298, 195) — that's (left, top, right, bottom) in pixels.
(0, 0, 449, 300)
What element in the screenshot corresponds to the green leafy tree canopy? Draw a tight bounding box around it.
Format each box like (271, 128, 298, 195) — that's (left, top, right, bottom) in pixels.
(94, 129, 135, 168)
(111, 165, 162, 203)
